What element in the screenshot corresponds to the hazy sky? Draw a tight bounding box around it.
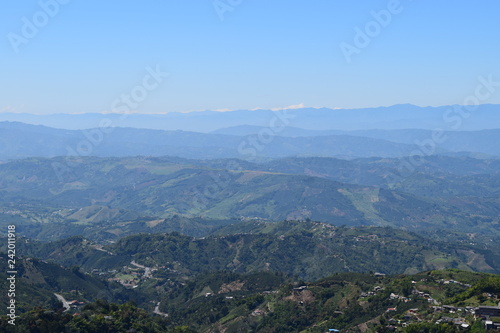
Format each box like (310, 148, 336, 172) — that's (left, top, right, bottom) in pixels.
(1, 1, 499, 114)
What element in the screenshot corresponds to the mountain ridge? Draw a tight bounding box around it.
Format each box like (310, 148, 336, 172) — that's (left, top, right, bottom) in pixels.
(2, 104, 500, 131)
(0, 121, 423, 160)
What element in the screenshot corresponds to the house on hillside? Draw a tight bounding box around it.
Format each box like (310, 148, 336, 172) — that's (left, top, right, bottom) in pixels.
(442, 305, 457, 313)
(485, 320, 500, 330)
(293, 286, 308, 291)
(475, 306, 500, 318)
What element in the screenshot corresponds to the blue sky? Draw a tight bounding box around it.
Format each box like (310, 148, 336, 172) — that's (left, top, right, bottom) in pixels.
(1, 0, 499, 114)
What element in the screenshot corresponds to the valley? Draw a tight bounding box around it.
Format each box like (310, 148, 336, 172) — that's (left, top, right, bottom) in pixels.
(1, 120, 500, 332)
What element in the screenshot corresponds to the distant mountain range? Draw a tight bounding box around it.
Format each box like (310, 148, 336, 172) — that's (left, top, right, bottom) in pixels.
(2, 121, 500, 161)
(214, 125, 500, 157)
(0, 121, 422, 160)
(1, 104, 500, 132)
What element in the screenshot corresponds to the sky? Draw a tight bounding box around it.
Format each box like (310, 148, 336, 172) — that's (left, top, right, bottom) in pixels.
(1, 0, 499, 114)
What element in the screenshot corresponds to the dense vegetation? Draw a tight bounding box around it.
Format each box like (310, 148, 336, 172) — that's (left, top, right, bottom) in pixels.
(0, 300, 177, 333)
(16, 221, 500, 281)
(1, 269, 498, 332)
(0, 254, 139, 312)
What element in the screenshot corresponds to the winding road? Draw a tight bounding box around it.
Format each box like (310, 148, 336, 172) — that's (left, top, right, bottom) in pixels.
(154, 302, 168, 317)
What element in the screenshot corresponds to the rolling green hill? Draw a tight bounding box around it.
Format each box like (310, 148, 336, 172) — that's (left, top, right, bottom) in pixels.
(0, 254, 139, 314)
(18, 221, 500, 280)
(1, 156, 500, 243)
